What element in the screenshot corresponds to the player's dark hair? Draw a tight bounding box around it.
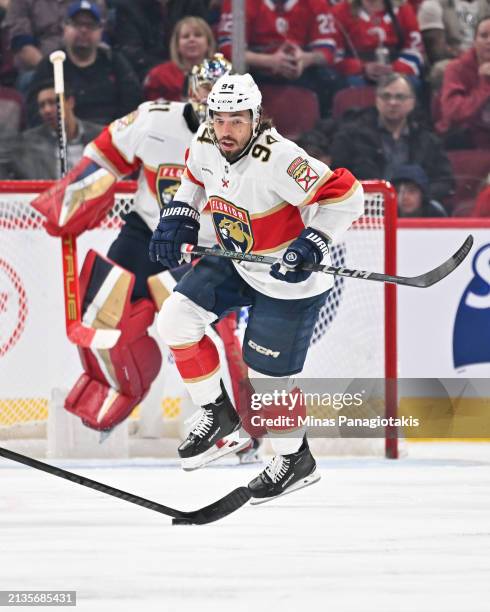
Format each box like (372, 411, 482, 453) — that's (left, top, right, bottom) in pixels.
(257, 116, 274, 134)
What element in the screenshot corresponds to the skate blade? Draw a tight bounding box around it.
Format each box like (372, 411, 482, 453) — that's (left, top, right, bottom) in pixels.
(181, 432, 252, 472)
(249, 470, 321, 505)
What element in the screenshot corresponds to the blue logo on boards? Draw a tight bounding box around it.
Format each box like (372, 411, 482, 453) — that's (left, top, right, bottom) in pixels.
(453, 243, 490, 369)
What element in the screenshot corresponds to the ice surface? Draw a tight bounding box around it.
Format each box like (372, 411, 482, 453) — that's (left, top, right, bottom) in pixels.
(1, 443, 490, 612)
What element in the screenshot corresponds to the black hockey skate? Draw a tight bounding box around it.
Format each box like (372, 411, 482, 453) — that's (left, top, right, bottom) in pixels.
(178, 382, 251, 471)
(248, 437, 320, 504)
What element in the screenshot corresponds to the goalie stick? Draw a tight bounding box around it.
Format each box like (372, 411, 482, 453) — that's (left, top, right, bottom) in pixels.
(49, 51, 120, 350)
(0, 447, 251, 525)
(181, 235, 473, 288)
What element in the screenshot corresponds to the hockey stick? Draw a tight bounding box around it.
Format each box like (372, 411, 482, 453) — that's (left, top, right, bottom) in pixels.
(49, 51, 120, 350)
(0, 446, 251, 525)
(181, 235, 474, 288)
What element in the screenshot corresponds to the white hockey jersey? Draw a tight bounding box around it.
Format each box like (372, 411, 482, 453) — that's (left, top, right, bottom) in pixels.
(174, 123, 365, 299)
(85, 100, 197, 232)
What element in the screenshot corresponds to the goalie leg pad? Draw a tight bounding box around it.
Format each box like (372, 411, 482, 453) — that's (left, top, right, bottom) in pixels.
(65, 301, 161, 430)
(65, 251, 162, 430)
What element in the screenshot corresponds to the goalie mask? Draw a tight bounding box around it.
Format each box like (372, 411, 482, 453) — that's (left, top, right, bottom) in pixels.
(188, 53, 232, 123)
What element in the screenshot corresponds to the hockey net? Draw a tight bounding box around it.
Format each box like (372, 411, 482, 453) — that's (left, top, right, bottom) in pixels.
(0, 180, 397, 458)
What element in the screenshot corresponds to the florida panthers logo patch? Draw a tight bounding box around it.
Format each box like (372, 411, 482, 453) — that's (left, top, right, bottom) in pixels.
(156, 164, 184, 208)
(287, 156, 320, 192)
(209, 196, 254, 253)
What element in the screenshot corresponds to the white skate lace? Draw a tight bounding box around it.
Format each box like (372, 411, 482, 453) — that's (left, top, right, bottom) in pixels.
(264, 455, 290, 483)
(190, 409, 214, 438)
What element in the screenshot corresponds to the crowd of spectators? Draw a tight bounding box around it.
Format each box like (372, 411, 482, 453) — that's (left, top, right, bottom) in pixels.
(0, 0, 488, 217)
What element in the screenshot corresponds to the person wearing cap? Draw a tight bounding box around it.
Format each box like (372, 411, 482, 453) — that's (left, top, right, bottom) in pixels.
(391, 163, 448, 217)
(27, 0, 141, 127)
(5, 0, 106, 91)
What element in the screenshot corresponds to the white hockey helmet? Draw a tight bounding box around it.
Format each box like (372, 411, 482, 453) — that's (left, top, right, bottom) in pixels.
(207, 73, 262, 134)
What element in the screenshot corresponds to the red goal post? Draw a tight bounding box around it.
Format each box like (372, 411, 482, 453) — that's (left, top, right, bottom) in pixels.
(0, 179, 398, 458)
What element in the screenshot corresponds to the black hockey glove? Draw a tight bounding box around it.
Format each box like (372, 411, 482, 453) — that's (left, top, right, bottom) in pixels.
(149, 201, 200, 269)
(270, 227, 329, 283)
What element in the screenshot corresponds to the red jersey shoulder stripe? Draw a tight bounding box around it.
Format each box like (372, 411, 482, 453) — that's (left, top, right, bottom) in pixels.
(91, 127, 140, 177)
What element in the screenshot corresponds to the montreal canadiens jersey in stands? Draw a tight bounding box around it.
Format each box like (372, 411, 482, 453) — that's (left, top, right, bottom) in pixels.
(85, 100, 196, 231)
(332, 2, 424, 77)
(175, 124, 364, 300)
(218, 0, 336, 63)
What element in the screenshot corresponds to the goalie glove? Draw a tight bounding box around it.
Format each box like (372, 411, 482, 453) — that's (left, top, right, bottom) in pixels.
(270, 227, 330, 283)
(149, 201, 200, 269)
(31, 157, 117, 237)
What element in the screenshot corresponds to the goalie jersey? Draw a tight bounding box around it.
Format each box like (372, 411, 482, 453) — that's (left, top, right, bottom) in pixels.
(85, 100, 199, 231)
(174, 124, 365, 300)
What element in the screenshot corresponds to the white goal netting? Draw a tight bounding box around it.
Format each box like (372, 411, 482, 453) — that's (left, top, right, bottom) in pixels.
(0, 180, 397, 458)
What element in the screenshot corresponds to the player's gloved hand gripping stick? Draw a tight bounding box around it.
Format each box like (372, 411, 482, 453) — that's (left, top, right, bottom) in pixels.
(181, 234, 474, 288)
(270, 227, 330, 283)
(49, 51, 120, 349)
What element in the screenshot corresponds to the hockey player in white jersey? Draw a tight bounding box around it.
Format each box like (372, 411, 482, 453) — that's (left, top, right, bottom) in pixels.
(150, 73, 365, 502)
(31, 56, 256, 450)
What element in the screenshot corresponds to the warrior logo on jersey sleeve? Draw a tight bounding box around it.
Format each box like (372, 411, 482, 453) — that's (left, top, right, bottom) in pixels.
(209, 196, 254, 253)
(287, 156, 320, 192)
(156, 164, 185, 208)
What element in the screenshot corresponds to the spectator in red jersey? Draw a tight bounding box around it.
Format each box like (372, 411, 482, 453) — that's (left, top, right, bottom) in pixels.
(436, 16, 490, 150)
(143, 16, 215, 101)
(332, 0, 424, 87)
(217, 0, 336, 92)
(473, 181, 490, 216)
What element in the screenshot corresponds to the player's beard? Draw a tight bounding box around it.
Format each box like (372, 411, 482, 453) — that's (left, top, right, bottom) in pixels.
(219, 141, 241, 162)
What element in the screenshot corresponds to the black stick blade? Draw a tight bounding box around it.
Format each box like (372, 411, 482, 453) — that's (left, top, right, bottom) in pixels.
(186, 486, 252, 525)
(0, 447, 250, 525)
(406, 234, 474, 288)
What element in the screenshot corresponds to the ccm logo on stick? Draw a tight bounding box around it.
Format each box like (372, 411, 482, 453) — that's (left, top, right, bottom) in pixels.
(248, 340, 280, 358)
